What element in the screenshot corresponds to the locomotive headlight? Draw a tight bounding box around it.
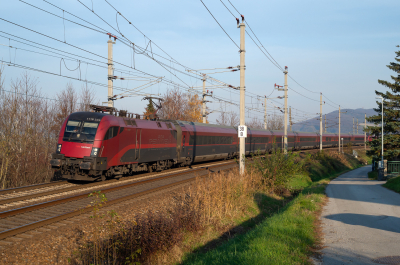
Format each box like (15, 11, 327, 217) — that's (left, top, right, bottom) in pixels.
(90, 147, 100, 157)
(56, 144, 62, 154)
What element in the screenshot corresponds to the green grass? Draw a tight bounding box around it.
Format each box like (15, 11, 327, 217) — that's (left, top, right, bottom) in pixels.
(180, 170, 355, 265)
(383, 176, 400, 193)
(180, 154, 364, 265)
(286, 174, 312, 190)
(181, 193, 323, 265)
(368, 170, 378, 180)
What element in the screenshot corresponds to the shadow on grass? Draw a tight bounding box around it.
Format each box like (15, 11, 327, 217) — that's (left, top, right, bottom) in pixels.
(180, 192, 293, 264)
(179, 153, 364, 264)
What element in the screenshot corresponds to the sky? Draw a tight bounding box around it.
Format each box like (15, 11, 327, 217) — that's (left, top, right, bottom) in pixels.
(0, 0, 399, 125)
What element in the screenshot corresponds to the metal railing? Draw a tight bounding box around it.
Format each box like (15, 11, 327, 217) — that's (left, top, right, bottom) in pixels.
(388, 161, 400, 174)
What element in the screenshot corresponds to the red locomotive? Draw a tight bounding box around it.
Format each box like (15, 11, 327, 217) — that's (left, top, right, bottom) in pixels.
(50, 106, 368, 181)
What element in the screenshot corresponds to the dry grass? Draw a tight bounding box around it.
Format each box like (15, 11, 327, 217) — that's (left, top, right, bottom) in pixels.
(69, 168, 278, 264)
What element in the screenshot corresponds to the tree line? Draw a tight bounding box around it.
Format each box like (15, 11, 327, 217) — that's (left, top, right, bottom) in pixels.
(0, 70, 96, 188)
(151, 87, 284, 129)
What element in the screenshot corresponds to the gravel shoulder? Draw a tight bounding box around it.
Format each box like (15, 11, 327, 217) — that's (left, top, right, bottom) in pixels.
(320, 166, 400, 264)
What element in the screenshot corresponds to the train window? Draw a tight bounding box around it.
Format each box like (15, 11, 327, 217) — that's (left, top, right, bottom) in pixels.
(64, 120, 99, 143)
(119, 127, 125, 134)
(288, 137, 294, 142)
(300, 137, 315, 142)
(104, 126, 120, 140)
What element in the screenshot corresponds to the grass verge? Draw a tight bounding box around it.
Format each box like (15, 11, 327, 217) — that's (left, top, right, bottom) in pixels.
(383, 176, 400, 193)
(180, 151, 366, 265)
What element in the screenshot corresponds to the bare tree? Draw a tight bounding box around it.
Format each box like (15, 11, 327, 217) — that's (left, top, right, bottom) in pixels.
(246, 117, 264, 129)
(268, 114, 284, 130)
(216, 111, 240, 127)
(79, 83, 98, 112)
(0, 72, 59, 188)
(157, 87, 202, 122)
(0, 74, 99, 189)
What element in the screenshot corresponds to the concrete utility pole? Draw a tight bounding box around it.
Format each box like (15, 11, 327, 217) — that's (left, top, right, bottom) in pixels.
(353, 117, 355, 134)
(338, 105, 347, 153)
(289, 107, 292, 131)
(320, 93, 323, 151)
(264, 96, 267, 130)
(364, 113, 367, 151)
(339, 106, 341, 153)
(283, 67, 288, 154)
(325, 114, 327, 133)
(202, 75, 206, 123)
(357, 119, 359, 134)
(238, 16, 246, 175)
(107, 34, 116, 108)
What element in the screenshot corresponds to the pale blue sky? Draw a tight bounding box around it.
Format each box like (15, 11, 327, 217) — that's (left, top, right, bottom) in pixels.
(0, 0, 399, 124)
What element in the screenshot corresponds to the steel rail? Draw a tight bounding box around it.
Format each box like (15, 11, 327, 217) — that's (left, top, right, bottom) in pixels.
(0, 162, 236, 240)
(0, 162, 235, 219)
(0, 179, 120, 205)
(0, 159, 236, 206)
(0, 181, 67, 196)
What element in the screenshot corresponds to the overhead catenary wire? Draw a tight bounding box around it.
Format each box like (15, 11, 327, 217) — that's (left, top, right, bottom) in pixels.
(0, 59, 157, 97)
(3, 1, 349, 123)
(199, 0, 240, 49)
(17, 0, 218, 87)
(19, 1, 325, 118)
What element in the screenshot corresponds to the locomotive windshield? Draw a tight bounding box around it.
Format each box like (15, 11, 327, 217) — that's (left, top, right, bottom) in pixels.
(63, 120, 99, 143)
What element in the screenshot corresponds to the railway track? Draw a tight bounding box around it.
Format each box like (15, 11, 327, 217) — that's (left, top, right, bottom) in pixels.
(0, 160, 237, 242)
(0, 145, 367, 244)
(0, 158, 239, 211)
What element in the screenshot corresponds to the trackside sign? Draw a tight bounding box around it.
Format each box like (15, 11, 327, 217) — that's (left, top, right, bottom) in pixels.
(238, 125, 247, 138)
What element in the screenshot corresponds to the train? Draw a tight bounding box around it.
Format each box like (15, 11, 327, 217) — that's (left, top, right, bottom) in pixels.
(50, 106, 369, 181)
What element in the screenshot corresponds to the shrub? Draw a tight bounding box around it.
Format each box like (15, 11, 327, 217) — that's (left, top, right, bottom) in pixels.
(248, 148, 305, 192)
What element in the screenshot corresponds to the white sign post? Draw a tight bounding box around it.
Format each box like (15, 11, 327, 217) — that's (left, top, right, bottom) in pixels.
(238, 125, 247, 138)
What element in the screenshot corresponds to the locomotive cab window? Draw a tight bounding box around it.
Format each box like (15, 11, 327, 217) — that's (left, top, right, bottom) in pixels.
(104, 126, 120, 140)
(63, 120, 99, 143)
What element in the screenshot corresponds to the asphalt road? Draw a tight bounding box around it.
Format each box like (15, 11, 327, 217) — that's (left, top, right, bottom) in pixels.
(319, 166, 400, 265)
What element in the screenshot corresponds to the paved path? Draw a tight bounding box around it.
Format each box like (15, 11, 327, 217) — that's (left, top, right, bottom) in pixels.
(320, 166, 400, 264)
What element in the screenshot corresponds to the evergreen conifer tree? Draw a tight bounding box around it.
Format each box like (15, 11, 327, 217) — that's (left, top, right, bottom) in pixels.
(143, 99, 155, 120)
(366, 46, 400, 160)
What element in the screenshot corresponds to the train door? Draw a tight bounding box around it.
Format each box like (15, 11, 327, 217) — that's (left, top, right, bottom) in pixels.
(135, 128, 142, 161)
(182, 135, 186, 157)
(102, 126, 120, 167)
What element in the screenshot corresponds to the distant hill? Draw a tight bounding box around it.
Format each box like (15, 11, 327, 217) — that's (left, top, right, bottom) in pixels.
(292, 108, 376, 134)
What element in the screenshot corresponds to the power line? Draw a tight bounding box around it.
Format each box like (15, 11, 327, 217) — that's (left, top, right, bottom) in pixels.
(199, 0, 240, 49)
(18, 0, 107, 35)
(225, 0, 284, 71)
(0, 59, 155, 97)
(19, 0, 213, 87)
